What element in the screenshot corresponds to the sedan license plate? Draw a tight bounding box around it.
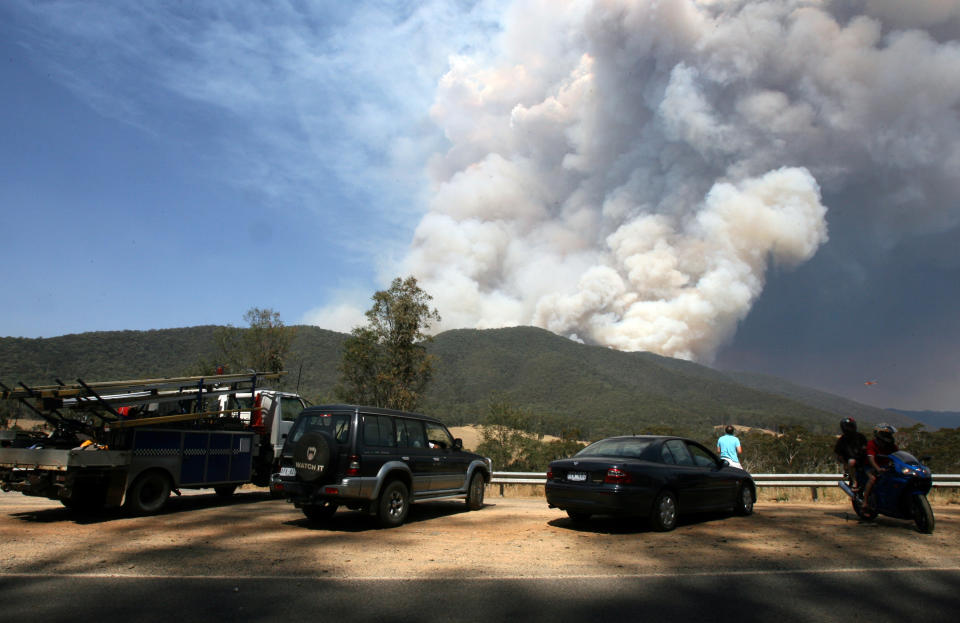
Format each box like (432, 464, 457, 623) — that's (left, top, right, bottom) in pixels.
(566, 471, 587, 482)
(279, 466, 296, 477)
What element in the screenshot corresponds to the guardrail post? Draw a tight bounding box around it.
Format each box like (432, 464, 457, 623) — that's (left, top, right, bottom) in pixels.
(810, 486, 818, 502)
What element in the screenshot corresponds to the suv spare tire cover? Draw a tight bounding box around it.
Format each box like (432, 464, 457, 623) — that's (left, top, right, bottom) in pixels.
(293, 431, 335, 482)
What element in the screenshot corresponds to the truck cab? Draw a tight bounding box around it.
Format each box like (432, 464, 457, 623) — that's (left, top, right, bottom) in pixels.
(218, 390, 309, 462)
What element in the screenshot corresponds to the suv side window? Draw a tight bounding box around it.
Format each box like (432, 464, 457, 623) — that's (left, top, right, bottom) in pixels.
(362, 414, 396, 448)
(424, 421, 454, 449)
(396, 418, 427, 448)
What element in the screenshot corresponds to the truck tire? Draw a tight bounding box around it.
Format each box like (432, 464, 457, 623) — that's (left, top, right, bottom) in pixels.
(125, 470, 171, 515)
(63, 481, 108, 513)
(292, 432, 335, 483)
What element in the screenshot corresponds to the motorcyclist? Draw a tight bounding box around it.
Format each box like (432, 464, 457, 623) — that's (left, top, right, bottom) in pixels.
(862, 423, 898, 512)
(833, 417, 867, 492)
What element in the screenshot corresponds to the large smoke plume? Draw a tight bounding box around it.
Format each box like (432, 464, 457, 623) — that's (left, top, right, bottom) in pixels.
(403, 0, 960, 362)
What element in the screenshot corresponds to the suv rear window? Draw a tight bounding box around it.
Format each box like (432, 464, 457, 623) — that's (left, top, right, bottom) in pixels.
(290, 412, 351, 444)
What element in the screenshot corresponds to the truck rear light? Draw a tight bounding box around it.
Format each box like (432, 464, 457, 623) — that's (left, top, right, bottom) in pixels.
(604, 468, 632, 485)
(251, 392, 264, 429)
(346, 455, 360, 476)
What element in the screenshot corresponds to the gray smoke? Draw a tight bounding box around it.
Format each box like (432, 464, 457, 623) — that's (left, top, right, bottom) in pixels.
(403, 0, 960, 362)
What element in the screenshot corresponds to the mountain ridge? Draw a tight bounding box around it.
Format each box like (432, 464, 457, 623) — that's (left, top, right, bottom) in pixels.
(0, 324, 917, 436)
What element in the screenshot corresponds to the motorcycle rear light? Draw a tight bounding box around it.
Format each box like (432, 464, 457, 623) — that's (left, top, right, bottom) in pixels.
(604, 468, 632, 485)
(346, 455, 361, 476)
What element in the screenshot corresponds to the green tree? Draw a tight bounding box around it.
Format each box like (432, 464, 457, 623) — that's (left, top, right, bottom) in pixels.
(475, 400, 532, 471)
(335, 277, 441, 411)
(210, 308, 296, 374)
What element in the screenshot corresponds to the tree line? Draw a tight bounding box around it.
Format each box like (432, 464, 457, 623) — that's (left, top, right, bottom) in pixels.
(3, 275, 958, 476)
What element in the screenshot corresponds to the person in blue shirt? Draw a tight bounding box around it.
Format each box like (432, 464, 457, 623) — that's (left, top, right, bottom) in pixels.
(716, 425, 743, 469)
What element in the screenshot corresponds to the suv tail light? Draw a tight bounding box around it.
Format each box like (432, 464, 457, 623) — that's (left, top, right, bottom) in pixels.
(346, 454, 361, 476)
(546, 469, 554, 480)
(604, 467, 632, 485)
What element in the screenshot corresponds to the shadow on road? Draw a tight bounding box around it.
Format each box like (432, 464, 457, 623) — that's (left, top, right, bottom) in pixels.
(6, 489, 277, 525)
(547, 509, 742, 534)
(284, 499, 487, 532)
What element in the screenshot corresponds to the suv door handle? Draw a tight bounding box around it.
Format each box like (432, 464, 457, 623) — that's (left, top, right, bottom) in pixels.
(401, 456, 410, 461)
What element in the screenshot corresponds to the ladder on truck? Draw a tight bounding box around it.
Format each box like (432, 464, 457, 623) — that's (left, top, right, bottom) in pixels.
(1, 371, 285, 435)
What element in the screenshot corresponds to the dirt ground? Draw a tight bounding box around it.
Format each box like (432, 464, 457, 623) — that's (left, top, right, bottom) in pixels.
(1, 488, 957, 580)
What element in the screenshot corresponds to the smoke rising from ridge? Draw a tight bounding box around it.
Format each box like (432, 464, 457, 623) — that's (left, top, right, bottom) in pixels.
(404, 0, 960, 362)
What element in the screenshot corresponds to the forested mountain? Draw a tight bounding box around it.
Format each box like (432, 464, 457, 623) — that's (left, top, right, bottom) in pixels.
(0, 324, 916, 438)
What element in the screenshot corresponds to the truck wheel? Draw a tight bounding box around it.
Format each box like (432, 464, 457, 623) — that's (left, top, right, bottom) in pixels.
(465, 472, 486, 510)
(64, 482, 108, 513)
(125, 471, 171, 515)
(214, 485, 237, 498)
(377, 480, 409, 528)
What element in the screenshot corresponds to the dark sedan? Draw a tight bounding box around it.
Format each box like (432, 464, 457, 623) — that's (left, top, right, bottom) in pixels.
(545, 435, 755, 531)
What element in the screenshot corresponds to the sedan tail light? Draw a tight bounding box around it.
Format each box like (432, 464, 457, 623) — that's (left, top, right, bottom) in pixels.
(546, 469, 555, 480)
(604, 467, 632, 485)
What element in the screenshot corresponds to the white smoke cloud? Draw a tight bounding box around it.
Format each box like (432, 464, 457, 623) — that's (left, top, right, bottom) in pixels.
(403, 0, 960, 361)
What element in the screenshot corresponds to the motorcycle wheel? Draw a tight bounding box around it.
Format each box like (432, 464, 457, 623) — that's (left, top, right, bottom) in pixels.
(911, 495, 935, 534)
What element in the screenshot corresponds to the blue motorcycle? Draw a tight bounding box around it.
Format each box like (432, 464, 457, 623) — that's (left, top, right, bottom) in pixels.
(838, 450, 935, 533)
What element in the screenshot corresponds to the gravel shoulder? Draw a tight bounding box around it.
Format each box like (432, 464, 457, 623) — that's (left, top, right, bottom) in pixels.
(2, 490, 958, 580)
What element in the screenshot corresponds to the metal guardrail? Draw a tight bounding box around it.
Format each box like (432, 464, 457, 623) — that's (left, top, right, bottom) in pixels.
(491, 472, 960, 488)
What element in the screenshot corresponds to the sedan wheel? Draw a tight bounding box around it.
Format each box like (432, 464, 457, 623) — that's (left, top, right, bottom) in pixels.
(735, 484, 754, 516)
(650, 490, 678, 532)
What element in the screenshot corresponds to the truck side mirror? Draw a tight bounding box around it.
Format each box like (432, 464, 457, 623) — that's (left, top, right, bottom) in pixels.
(454, 438, 463, 450)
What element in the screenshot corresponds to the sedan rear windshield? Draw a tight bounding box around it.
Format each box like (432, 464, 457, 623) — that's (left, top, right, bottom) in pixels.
(575, 438, 653, 459)
(290, 411, 352, 444)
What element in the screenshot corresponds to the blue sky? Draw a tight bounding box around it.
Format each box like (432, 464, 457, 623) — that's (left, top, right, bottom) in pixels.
(1, 1, 501, 333)
(2, 1, 959, 412)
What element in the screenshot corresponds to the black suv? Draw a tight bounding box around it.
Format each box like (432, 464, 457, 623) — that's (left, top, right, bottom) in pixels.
(274, 404, 491, 527)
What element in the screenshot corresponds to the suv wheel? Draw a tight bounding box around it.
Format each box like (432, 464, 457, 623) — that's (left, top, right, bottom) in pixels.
(466, 472, 485, 510)
(377, 480, 409, 528)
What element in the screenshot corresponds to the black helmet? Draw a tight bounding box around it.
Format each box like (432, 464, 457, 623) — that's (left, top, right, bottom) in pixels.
(840, 417, 857, 434)
(873, 423, 896, 444)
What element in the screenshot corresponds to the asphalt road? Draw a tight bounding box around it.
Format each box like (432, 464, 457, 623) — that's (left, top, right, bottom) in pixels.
(1, 490, 958, 622)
